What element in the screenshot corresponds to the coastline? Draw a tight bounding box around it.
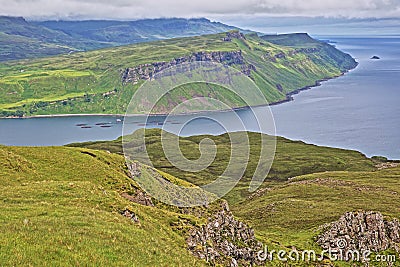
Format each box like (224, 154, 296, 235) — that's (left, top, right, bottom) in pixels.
(0, 69, 353, 119)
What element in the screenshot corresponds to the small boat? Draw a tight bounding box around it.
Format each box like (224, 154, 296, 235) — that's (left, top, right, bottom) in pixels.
(81, 126, 92, 129)
(100, 125, 112, 128)
(76, 123, 87, 126)
(95, 122, 112, 126)
(116, 118, 122, 122)
(157, 122, 164, 126)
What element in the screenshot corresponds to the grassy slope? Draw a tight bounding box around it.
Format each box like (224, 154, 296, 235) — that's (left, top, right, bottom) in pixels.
(0, 33, 235, 116)
(68, 129, 376, 205)
(68, 130, 400, 266)
(0, 145, 208, 266)
(2, 133, 399, 266)
(234, 167, 400, 250)
(0, 32, 356, 117)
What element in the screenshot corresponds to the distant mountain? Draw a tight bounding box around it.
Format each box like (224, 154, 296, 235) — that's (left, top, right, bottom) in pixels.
(0, 16, 241, 61)
(36, 18, 239, 44)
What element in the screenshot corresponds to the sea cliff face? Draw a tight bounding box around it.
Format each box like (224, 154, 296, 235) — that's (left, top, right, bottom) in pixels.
(121, 50, 256, 84)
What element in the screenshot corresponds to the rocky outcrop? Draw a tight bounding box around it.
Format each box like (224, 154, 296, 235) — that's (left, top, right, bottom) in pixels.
(127, 161, 141, 178)
(222, 31, 246, 42)
(375, 162, 400, 170)
(276, 84, 284, 92)
(317, 211, 400, 255)
(122, 161, 154, 207)
(121, 208, 140, 223)
(264, 47, 320, 62)
(121, 191, 154, 207)
(122, 50, 255, 84)
(289, 47, 319, 56)
(187, 202, 264, 266)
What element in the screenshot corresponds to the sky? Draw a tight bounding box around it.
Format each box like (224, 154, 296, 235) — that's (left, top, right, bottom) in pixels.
(1, 0, 400, 35)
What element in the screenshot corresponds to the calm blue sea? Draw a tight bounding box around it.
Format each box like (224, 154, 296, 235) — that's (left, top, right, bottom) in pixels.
(269, 36, 400, 159)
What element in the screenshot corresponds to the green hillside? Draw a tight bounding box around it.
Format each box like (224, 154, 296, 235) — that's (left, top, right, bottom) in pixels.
(0, 16, 239, 62)
(68, 129, 376, 205)
(36, 18, 239, 46)
(0, 145, 212, 266)
(0, 16, 106, 61)
(234, 167, 400, 256)
(0, 31, 356, 117)
(68, 129, 400, 266)
(2, 130, 399, 266)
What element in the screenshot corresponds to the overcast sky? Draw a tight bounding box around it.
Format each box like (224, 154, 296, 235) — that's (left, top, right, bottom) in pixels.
(1, 0, 400, 20)
(1, 0, 400, 35)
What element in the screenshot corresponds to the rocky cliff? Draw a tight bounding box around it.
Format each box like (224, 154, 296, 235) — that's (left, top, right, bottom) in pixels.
(187, 202, 264, 267)
(222, 31, 247, 42)
(317, 211, 400, 255)
(121, 50, 256, 84)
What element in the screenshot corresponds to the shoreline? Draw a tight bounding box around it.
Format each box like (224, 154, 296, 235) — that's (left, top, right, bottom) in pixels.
(0, 71, 350, 119)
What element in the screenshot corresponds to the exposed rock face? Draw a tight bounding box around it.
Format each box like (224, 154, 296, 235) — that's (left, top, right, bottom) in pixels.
(276, 84, 284, 92)
(375, 162, 400, 170)
(122, 50, 255, 84)
(290, 47, 319, 56)
(317, 211, 400, 255)
(264, 47, 320, 62)
(123, 161, 154, 207)
(222, 31, 247, 42)
(121, 208, 140, 223)
(127, 161, 141, 178)
(274, 52, 286, 59)
(121, 192, 154, 207)
(187, 202, 264, 266)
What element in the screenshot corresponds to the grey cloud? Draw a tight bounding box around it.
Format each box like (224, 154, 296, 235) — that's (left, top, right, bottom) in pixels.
(1, 0, 400, 19)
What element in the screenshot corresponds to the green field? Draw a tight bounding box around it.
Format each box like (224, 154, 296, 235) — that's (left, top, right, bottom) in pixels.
(0, 145, 213, 266)
(2, 130, 400, 266)
(69, 129, 400, 266)
(0, 32, 356, 117)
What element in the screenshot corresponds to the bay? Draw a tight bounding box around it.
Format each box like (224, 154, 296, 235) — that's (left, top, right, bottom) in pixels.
(0, 37, 398, 159)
